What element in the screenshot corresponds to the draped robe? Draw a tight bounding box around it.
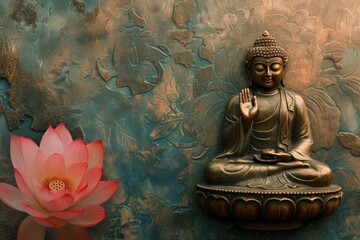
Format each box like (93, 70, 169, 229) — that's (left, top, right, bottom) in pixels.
(206, 88, 332, 189)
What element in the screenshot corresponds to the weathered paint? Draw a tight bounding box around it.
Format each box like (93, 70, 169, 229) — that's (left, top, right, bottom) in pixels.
(0, 0, 359, 239)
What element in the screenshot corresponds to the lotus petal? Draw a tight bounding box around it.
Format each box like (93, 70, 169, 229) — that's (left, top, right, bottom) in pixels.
(51, 209, 83, 220)
(14, 169, 35, 201)
(18, 216, 46, 240)
(74, 181, 119, 207)
(40, 126, 64, 158)
(21, 202, 49, 219)
(0, 183, 27, 212)
(1, 123, 119, 237)
(55, 123, 73, 147)
(62, 139, 88, 167)
(43, 153, 65, 180)
(53, 225, 89, 240)
(67, 205, 105, 227)
(65, 162, 88, 191)
(77, 168, 102, 201)
(33, 217, 66, 228)
(86, 140, 103, 168)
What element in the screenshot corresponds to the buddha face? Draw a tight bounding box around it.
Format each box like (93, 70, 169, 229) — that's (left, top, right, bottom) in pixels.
(250, 57, 284, 91)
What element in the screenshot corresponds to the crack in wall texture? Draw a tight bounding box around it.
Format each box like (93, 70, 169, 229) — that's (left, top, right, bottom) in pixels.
(0, 0, 360, 239)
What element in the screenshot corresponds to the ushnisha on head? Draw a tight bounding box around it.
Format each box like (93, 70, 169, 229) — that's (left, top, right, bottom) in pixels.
(245, 30, 288, 68)
(246, 31, 288, 89)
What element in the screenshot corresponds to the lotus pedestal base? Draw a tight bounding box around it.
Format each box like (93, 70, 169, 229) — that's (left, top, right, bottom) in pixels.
(196, 183, 342, 230)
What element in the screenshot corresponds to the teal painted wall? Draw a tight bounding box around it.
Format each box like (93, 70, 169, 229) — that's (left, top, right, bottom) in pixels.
(0, 0, 359, 239)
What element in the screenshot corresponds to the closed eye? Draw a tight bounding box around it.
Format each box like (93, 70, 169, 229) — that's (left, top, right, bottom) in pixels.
(255, 64, 265, 71)
(271, 63, 282, 71)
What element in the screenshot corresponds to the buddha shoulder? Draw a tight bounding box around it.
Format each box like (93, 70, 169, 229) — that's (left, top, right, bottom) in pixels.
(282, 89, 307, 111)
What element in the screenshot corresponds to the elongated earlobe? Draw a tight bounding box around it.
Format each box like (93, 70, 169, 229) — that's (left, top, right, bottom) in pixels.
(281, 66, 286, 87)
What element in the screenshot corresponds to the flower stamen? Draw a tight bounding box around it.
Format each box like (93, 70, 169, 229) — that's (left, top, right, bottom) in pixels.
(48, 179, 66, 191)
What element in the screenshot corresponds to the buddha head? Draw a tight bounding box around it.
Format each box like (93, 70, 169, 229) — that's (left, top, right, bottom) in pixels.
(245, 31, 288, 90)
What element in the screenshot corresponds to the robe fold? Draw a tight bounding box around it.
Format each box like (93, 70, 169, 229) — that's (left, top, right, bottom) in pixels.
(206, 89, 332, 189)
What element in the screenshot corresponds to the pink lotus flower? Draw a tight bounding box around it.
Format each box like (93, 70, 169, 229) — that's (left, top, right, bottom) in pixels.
(0, 123, 119, 240)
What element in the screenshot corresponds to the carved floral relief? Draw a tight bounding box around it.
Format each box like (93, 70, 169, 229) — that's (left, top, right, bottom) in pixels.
(0, 0, 359, 239)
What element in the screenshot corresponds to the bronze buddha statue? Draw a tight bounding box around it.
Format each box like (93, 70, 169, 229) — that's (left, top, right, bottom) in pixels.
(197, 31, 342, 230)
(205, 31, 332, 189)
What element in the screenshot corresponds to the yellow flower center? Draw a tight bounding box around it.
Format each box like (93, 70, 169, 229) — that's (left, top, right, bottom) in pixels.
(48, 179, 66, 191)
(43, 177, 74, 192)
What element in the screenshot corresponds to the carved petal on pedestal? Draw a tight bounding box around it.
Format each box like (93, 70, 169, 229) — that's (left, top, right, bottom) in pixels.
(196, 192, 209, 212)
(231, 198, 261, 220)
(296, 197, 324, 220)
(207, 195, 231, 218)
(322, 196, 342, 216)
(264, 198, 296, 220)
(196, 184, 342, 230)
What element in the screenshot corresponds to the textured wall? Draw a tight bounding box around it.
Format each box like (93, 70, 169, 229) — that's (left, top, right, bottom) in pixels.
(0, 0, 360, 239)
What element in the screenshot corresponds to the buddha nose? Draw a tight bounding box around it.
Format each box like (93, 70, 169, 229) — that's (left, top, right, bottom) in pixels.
(265, 67, 272, 78)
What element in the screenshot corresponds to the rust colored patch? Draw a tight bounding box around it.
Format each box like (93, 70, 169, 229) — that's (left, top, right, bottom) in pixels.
(71, 0, 100, 24)
(10, 0, 38, 27)
(199, 35, 215, 63)
(0, 42, 66, 130)
(84, 4, 100, 24)
(174, 50, 195, 67)
(338, 132, 360, 156)
(322, 41, 344, 63)
(5, 71, 66, 130)
(72, 0, 86, 15)
(96, 29, 165, 95)
(0, 53, 17, 79)
(173, 0, 195, 28)
(171, 29, 193, 45)
(194, 66, 215, 98)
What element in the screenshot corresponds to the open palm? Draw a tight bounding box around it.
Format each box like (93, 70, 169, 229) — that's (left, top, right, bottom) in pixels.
(240, 88, 258, 120)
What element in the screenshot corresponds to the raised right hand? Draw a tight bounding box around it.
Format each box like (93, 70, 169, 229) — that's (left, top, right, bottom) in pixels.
(240, 88, 258, 120)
